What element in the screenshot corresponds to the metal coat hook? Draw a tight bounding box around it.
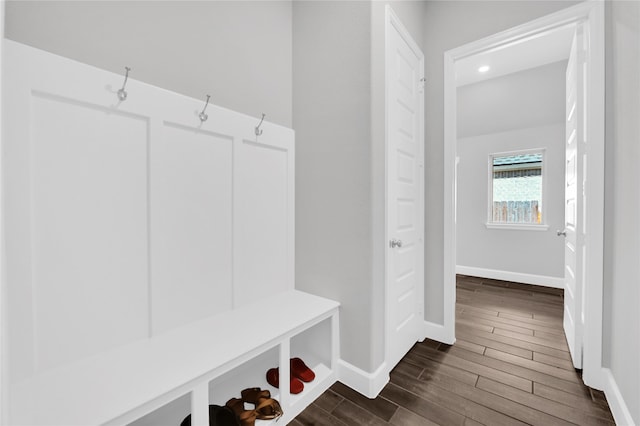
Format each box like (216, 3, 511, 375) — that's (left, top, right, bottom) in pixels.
(255, 113, 266, 136)
(199, 95, 211, 122)
(117, 67, 131, 101)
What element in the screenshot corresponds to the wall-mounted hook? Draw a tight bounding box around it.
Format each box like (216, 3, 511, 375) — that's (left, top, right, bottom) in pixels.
(199, 95, 211, 122)
(117, 66, 131, 101)
(255, 113, 266, 136)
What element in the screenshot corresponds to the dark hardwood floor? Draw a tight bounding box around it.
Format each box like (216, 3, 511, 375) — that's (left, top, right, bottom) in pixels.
(292, 275, 615, 425)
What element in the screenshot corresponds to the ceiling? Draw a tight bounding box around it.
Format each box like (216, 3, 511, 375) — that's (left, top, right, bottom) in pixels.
(455, 24, 575, 87)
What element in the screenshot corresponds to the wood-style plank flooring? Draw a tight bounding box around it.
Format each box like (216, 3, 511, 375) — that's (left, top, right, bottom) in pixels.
(292, 275, 615, 425)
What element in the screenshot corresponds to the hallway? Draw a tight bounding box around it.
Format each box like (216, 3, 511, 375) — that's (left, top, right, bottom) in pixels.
(293, 275, 615, 425)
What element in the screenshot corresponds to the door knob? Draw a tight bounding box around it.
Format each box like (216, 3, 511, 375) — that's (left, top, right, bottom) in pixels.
(557, 230, 567, 237)
(389, 239, 403, 248)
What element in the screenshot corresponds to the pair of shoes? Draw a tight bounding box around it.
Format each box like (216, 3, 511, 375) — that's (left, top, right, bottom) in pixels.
(265, 357, 316, 395)
(180, 405, 239, 426)
(225, 388, 283, 426)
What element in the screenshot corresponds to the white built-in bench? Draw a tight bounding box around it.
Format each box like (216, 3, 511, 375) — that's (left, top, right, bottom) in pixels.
(11, 290, 339, 425)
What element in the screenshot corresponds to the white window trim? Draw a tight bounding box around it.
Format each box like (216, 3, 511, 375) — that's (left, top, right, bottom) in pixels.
(485, 223, 550, 231)
(487, 148, 547, 230)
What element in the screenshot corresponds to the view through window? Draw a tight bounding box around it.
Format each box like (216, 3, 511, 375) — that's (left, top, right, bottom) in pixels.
(490, 152, 543, 224)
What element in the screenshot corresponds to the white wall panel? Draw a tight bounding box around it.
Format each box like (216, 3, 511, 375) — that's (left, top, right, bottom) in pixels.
(3, 41, 295, 396)
(31, 93, 149, 372)
(150, 123, 233, 334)
(234, 139, 291, 307)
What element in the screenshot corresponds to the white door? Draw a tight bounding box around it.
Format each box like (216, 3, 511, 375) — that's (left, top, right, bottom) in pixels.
(562, 27, 586, 369)
(385, 7, 425, 369)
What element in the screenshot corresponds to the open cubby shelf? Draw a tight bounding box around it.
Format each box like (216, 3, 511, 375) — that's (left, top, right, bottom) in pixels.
(11, 290, 339, 426)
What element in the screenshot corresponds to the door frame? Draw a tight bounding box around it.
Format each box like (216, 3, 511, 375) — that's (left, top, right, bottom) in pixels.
(443, 1, 605, 389)
(385, 5, 425, 370)
(0, 1, 6, 423)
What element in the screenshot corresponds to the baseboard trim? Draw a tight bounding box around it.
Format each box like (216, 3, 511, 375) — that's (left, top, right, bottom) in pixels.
(337, 359, 389, 399)
(456, 265, 564, 289)
(424, 321, 455, 345)
(602, 368, 636, 426)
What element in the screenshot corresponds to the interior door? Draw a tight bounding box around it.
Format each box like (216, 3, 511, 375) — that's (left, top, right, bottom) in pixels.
(562, 27, 585, 369)
(386, 8, 425, 369)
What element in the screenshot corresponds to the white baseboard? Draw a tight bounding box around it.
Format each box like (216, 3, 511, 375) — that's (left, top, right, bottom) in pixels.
(456, 265, 564, 289)
(337, 359, 389, 399)
(424, 321, 455, 345)
(602, 368, 637, 426)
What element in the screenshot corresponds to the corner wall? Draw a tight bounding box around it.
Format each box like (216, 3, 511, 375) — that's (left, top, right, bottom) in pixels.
(293, 0, 426, 378)
(603, 1, 640, 423)
(293, 0, 375, 372)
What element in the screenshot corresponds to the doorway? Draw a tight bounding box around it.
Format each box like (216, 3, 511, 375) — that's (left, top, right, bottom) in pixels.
(443, 2, 605, 389)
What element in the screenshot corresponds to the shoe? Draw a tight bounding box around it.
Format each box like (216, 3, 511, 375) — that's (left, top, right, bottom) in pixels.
(240, 387, 270, 404)
(179, 404, 240, 426)
(240, 388, 283, 421)
(290, 357, 315, 382)
(266, 367, 304, 394)
(225, 398, 258, 426)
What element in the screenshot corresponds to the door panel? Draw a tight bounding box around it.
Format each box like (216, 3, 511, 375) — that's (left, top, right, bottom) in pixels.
(386, 9, 425, 369)
(563, 27, 585, 369)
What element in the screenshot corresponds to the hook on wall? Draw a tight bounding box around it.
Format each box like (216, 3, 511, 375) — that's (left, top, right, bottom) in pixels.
(255, 113, 266, 136)
(199, 95, 211, 122)
(117, 67, 131, 101)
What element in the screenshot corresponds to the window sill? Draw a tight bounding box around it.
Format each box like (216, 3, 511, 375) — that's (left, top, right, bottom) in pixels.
(485, 223, 549, 231)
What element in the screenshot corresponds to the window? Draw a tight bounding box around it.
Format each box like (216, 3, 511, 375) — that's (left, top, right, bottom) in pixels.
(488, 150, 545, 228)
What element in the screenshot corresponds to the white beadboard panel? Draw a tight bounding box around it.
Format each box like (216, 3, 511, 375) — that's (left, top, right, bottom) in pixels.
(150, 122, 233, 335)
(234, 139, 290, 307)
(31, 93, 150, 373)
(4, 40, 300, 425)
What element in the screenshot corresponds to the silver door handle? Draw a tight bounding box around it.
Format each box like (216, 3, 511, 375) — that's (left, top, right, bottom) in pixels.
(557, 230, 567, 237)
(390, 239, 403, 248)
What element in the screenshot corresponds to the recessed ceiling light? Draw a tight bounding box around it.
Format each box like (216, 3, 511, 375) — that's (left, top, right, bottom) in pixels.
(478, 65, 490, 73)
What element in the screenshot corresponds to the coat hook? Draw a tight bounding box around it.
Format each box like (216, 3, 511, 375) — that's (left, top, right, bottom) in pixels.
(255, 113, 266, 136)
(199, 95, 211, 122)
(117, 67, 131, 101)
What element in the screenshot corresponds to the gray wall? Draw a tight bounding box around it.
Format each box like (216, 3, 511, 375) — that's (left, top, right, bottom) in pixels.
(457, 124, 565, 278)
(5, 1, 293, 127)
(456, 62, 566, 280)
(422, 0, 581, 324)
(293, 0, 375, 371)
(603, 1, 640, 423)
(293, 0, 426, 372)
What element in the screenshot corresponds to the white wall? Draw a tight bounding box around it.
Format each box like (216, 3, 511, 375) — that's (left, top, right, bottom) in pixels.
(422, 0, 581, 324)
(603, 1, 640, 423)
(456, 62, 566, 283)
(457, 124, 565, 279)
(4, 1, 293, 127)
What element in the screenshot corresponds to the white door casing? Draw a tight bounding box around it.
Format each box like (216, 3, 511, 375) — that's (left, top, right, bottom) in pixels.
(385, 6, 425, 370)
(563, 27, 585, 369)
(443, 2, 605, 388)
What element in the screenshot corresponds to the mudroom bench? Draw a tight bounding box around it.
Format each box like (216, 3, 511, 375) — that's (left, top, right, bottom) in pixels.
(11, 290, 339, 425)
(3, 41, 339, 426)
